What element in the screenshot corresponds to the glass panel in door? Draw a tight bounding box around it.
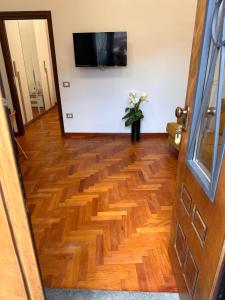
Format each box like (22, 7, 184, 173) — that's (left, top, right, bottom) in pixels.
(194, 49, 221, 178)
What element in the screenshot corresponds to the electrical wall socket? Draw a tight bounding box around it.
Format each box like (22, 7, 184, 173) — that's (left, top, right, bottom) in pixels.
(63, 81, 70, 87)
(66, 113, 73, 119)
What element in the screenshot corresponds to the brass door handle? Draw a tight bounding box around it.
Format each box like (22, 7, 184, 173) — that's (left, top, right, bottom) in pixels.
(175, 107, 188, 118)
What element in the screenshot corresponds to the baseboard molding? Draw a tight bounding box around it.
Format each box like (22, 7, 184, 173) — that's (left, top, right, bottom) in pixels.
(64, 132, 168, 138)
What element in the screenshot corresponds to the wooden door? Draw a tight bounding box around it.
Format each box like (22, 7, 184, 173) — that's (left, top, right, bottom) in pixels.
(0, 79, 45, 299)
(0, 183, 28, 300)
(169, 1, 225, 300)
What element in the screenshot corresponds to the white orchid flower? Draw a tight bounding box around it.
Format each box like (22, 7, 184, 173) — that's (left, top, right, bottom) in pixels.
(129, 96, 133, 102)
(130, 90, 136, 98)
(140, 92, 148, 101)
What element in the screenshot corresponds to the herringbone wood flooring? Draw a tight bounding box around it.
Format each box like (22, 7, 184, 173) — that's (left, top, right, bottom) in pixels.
(18, 107, 178, 292)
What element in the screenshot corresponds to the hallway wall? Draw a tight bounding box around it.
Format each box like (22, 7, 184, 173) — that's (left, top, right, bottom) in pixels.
(0, 0, 197, 133)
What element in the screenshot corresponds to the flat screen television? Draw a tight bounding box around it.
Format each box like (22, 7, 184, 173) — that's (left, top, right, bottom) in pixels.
(73, 32, 127, 67)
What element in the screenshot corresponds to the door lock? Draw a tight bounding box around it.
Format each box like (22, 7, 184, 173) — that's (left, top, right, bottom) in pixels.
(175, 107, 188, 118)
(175, 105, 190, 131)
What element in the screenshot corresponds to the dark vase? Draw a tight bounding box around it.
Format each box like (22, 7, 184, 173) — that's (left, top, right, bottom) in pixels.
(131, 119, 141, 141)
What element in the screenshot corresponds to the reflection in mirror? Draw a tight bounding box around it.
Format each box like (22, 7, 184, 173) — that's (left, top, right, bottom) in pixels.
(18, 20, 45, 118)
(194, 48, 224, 178)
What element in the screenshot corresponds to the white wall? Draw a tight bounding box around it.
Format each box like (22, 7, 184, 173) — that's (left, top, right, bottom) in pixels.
(0, 0, 197, 133)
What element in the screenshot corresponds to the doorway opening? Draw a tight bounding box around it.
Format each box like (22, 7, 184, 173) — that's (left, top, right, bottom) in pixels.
(0, 11, 179, 295)
(0, 11, 64, 136)
(0, 10, 179, 297)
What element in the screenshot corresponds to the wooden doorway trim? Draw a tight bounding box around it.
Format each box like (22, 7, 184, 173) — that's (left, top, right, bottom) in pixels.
(0, 19, 25, 135)
(0, 11, 65, 136)
(0, 97, 45, 298)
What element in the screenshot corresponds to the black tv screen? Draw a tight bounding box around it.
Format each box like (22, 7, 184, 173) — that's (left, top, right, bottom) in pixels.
(73, 32, 127, 67)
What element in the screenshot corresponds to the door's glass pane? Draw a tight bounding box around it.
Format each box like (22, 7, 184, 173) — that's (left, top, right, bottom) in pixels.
(194, 49, 221, 178)
(204, 41, 214, 90)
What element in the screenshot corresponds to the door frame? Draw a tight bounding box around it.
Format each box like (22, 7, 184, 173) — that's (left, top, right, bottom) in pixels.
(0, 11, 65, 135)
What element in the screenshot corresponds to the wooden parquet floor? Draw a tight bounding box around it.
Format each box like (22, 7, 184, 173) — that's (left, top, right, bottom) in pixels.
(18, 106, 178, 292)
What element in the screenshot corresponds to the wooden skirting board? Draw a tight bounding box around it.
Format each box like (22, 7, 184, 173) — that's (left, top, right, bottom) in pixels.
(64, 132, 168, 138)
